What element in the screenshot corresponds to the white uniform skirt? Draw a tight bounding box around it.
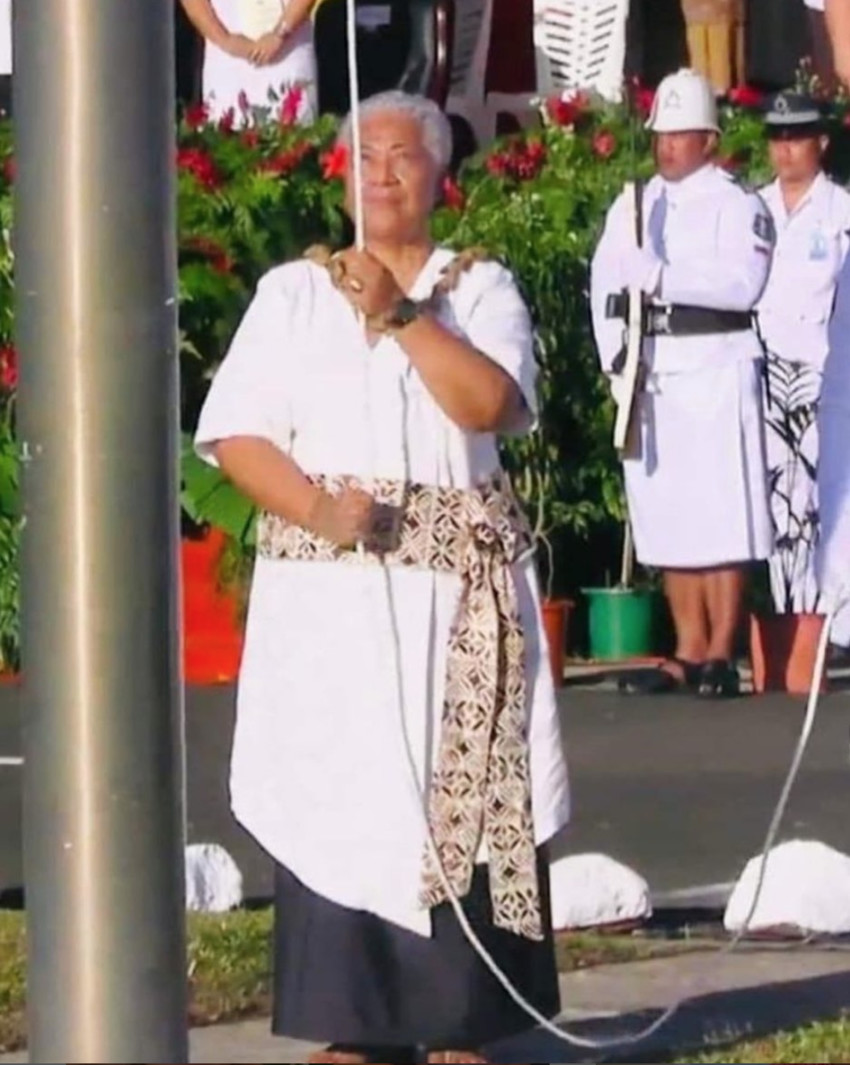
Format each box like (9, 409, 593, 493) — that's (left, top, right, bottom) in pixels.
(625, 356, 773, 569)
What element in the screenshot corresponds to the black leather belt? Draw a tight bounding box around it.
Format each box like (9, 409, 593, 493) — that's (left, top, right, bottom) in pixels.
(606, 292, 754, 337)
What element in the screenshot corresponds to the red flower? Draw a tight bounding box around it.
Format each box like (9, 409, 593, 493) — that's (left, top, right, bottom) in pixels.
(485, 139, 547, 182)
(2, 156, 14, 183)
(237, 90, 251, 114)
(592, 130, 617, 159)
(260, 143, 310, 175)
(0, 345, 18, 391)
(184, 102, 209, 130)
(635, 88, 656, 118)
(728, 84, 764, 108)
(176, 147, 220, 189)
(442, 175, 466, 211)
(546, 95, 581, 128)
(279, 86, 304, 126)
(321, 143, 349, 180)
(545, 90, 591, 128)
(486, 152, 510, 177)
(241, 129, 260, 149)
(183, 236, 234, 274)
(218, 108, 236, 133)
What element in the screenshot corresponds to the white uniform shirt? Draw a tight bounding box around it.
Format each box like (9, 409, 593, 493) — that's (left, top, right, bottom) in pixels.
(757, 173, 850, 367)
(806, 0, 825, 11)
(195, 250, 571, 936)
(0, 0, 11, 77)
(203, 0, 317, 122)
(591, 164, 773, 376)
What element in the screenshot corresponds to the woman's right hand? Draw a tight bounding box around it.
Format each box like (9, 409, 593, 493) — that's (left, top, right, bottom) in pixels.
(309, 487, 375, 548)
(223, 32, 256, 60)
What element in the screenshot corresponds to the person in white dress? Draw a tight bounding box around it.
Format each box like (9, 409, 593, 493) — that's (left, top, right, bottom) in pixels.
(0, 0, 10, 117)
(194, 90, 570, 1065)
(180, 0, 317, 122)
(590, 69, 775, 698)
(756, 91, 850, 640)
(822, 0, 850, 86)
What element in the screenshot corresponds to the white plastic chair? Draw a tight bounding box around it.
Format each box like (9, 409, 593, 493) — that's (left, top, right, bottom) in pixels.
(534, 0, 630, 101)
(486, 0, 630, 134)
(445, 0, 496, 146)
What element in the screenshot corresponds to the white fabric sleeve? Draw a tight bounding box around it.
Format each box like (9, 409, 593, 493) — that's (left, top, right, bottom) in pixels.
(659, 191, 774, 310)
(194, 271, 295, 467)
(461, 261, 539, 431)
(590, 192, 629, 373)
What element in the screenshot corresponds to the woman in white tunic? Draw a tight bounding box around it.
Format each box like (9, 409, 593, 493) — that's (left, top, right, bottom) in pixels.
(195, 91, 570, 1064)
(180, 0, 317, 122)
(756, 92, 850, 636)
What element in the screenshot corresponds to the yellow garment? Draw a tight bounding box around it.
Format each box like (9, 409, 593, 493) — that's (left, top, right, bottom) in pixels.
(686, 20, 745, 93)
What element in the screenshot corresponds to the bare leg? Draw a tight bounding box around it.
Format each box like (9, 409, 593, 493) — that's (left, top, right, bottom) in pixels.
(663, 569, 710, 676)
(702, 565, 747, 661)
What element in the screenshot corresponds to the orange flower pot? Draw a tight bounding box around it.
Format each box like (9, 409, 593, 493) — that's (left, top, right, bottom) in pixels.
(541, 598, 573, 689)
(750, 613, 827, 696)
(182, 529, 244, 685)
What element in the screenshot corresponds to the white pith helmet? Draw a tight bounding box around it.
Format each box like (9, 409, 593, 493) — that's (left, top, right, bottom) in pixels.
(646, 68, 720, 134)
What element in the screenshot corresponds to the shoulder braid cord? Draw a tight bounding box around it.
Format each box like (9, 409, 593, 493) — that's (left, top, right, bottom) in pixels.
(331, 1, 836, 1049)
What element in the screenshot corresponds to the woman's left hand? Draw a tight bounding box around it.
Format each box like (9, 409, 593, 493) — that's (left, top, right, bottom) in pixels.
(330, 249, 405, 319)
(249, 31, 289, 65)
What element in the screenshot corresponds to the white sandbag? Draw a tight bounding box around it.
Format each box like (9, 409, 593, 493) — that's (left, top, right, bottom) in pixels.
(724, 839, 850, 935)
(550, 853, 652, 931)
(185, 843, 243, 913)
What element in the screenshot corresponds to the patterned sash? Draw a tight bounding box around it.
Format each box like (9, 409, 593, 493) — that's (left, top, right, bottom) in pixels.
(256, 473, 545, 941)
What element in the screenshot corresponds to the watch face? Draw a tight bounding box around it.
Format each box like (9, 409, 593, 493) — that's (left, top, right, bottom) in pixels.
(237, 0, 282, 37)
(390, 298, 419, 327)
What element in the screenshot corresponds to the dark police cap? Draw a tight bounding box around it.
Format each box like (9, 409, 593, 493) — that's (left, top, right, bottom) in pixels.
(764, 91, 826, 138)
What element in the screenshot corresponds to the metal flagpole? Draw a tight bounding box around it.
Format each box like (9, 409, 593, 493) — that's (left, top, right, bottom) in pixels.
(14, 2, 188, 1062)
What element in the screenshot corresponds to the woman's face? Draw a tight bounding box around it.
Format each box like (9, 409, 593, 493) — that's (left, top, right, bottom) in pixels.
(344, 109, 438, 243)
(769, 133, 826, 186)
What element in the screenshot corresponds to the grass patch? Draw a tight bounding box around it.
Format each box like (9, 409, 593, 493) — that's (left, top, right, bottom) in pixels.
(0, 910, 708, 1054)
(0, 913, 25, 1056)
(679, 1015, 850, 1063)
(555, 929, 703, 972)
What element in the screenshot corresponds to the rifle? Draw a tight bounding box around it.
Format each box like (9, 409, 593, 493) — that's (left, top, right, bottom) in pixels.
(612, 178, 645, 458)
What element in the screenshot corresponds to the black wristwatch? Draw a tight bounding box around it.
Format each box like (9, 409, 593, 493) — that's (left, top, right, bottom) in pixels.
(384, 296, 424, 332)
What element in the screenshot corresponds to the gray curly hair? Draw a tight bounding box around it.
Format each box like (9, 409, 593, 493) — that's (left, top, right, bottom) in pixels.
(337, 90, 453, 173)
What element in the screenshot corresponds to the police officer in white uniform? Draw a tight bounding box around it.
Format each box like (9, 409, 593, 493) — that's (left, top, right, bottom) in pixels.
(757, 91, 850, 636)
(591, 69, 774, 697)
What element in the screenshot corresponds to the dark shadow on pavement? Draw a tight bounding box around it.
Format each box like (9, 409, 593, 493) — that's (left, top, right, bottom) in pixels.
(487, 969, 850, 1063)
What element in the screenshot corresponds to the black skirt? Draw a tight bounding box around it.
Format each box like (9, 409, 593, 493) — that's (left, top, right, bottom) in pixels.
(272, 849, 560, 1051)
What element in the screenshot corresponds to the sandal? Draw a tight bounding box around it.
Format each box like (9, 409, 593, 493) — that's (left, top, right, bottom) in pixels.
(426, 1054, 490, 1064)
(310, 1050, 415, 1065)
(697, 659, 741, 699)
(618, 658, 701, 695)
(309, 1053, 371, 1065)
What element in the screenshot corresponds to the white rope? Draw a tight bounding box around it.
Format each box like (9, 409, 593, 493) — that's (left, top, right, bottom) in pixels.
(346, 0, 365, 252)
(341, 2, 842, 1050)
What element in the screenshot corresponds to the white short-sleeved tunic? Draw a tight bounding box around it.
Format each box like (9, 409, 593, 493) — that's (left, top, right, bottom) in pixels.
(195, 249, 571, 937)
(0, 0, 10, 76)
(202, 0, 317, 122)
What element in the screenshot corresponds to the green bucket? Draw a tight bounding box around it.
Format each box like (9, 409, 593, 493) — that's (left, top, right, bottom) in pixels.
(582, 587, 657, 661)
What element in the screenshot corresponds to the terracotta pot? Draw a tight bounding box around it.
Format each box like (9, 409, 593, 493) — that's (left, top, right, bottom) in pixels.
(541, 599, 573, 688)
(750, 613, 827, 695)
(182, 529, 244, 685)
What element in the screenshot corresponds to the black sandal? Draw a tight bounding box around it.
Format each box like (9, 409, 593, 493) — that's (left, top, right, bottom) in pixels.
(618, 658, 701, 695)
(697, 659, 741, 699)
